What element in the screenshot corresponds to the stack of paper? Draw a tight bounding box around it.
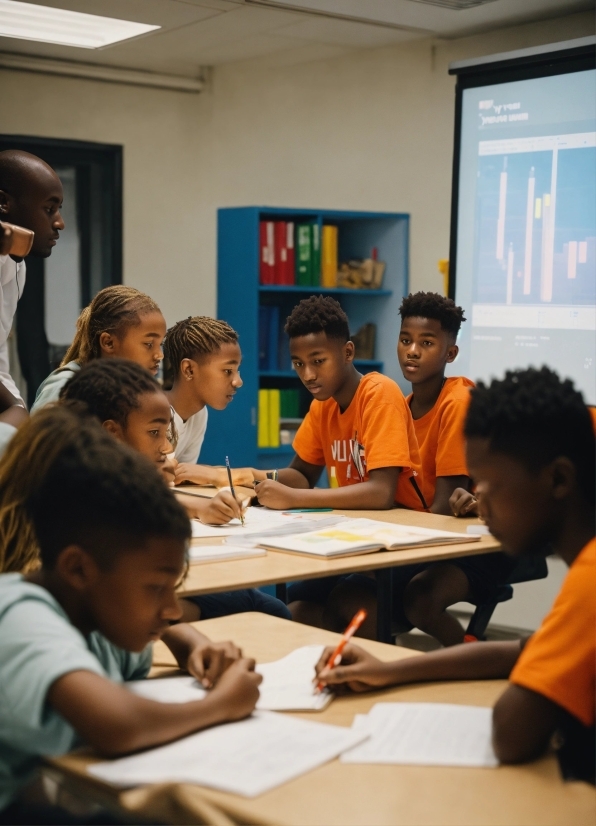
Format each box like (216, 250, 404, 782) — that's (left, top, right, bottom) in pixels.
(261, 518, 480, 558)
(341, 703, 498, 767)
(188, 545, 266, 564)
(126, 645, 330, 712)
(88, 711, 368, 797)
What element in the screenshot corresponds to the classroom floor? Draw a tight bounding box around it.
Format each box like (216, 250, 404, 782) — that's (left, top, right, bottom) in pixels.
(394, 612, 528, 652)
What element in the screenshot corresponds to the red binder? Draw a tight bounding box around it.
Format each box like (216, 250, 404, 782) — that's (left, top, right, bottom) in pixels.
(274, 221, 296, 285)
(259, 221, 275, 285)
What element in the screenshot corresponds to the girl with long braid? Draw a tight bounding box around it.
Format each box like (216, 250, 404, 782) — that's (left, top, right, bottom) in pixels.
(31, 285, 166, 411)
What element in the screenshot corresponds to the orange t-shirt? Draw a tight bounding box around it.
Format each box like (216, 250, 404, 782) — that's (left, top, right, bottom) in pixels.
(510, 538, 596, 727)
(406, 376, 474, 507)
(292, 372, 427, 510)
(589, 406, 596, 434)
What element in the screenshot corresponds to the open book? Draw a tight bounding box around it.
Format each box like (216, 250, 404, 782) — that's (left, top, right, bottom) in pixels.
(261, 517, 480, 558)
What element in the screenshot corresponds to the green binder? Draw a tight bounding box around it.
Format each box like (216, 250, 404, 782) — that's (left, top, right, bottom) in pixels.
(311, 223, 321, 285)
(296, 223, 312, 286)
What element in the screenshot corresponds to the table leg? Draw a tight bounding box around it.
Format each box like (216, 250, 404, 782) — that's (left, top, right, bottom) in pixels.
(376, 568, 393, 644)
(276, 583, 287, 603)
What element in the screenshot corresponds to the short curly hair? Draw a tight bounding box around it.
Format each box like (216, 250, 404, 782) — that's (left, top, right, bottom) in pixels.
(399, 292, 465, 338)
(465, 366, 595, 502)
(285, 296, 349, 342)
(60, 359, 161, 427)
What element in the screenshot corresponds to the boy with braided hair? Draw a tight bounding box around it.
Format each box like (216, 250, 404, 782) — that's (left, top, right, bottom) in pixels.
(315, 367, 595, 785)
(165, 316, 253, 488)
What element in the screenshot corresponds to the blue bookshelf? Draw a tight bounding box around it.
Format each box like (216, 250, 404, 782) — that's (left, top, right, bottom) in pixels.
(200, 207, 410, 468)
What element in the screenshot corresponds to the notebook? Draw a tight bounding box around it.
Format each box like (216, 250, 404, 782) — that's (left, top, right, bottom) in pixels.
(341, 703, 498, 767)
(126, 645, 331, 712)
(260, 517, 480, 558)
(88, 711, 368, 797)
(188, 545, 267, 564)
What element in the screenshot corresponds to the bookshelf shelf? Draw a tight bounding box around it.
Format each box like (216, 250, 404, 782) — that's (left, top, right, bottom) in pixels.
(200, 207, 409, 469)
(259, 286, 392, 297)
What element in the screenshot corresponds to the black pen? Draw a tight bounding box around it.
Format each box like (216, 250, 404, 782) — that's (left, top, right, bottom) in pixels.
(225, 455, 245, 526)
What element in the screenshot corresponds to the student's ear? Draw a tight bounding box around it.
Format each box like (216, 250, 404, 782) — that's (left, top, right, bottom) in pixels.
(180, 358, 195, 381)
(99, 331, 117, 356)
(345, 340, 355, 363)
(54, 545, 101, 592)
(102, 419, 125, 442)
(445, 343, 459, 364)
(549, 456, 576, 501)
(0, 189, 12, 216)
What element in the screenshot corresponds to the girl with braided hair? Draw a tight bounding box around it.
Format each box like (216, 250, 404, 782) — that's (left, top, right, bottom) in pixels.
(164, 315, 254, 488)
(31, 285, 166, 411)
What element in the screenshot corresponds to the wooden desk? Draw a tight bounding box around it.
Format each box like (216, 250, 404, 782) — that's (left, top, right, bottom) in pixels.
(51, 614, 596, 826)
(182, 508, 501, 641)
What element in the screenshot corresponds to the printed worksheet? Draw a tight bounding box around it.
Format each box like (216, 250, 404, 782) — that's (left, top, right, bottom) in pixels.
(341, 702, 498, 767)
(88, 711, 368, 797)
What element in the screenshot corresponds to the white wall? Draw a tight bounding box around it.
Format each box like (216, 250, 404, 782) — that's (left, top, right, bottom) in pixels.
(0, 67, 212, 325)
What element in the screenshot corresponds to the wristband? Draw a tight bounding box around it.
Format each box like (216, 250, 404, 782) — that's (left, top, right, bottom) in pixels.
(266, 470, 279, 481)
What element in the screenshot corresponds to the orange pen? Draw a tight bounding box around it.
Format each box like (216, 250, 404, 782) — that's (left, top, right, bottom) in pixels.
(314, 609, 367, 693)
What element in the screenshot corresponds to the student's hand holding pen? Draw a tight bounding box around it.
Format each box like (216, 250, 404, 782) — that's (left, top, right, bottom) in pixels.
(449, 487, 479, 517)
(314, 643, 395, 694)
(198, 490, 248, 525)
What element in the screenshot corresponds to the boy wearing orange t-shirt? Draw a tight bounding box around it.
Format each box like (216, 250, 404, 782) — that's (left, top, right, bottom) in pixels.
(255, 296, 426, 512)
(315, 367, 595, 784)
(255, 296, 426, 633)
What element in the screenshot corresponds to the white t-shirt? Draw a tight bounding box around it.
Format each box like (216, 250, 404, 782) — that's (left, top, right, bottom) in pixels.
(0, 254, 26, 405)
(171, 406, 208, 464)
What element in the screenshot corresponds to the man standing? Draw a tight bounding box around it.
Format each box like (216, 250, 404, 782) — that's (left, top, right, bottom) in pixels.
(0, 150, 64, 434)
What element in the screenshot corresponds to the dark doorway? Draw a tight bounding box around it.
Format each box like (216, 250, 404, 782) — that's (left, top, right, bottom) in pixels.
(0, 136, 122, 406)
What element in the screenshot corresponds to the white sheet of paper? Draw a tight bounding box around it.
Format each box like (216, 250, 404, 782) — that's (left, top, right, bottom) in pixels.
(255, 645, 331, 711)
(126, 646, 330, 712)
(188, 545, 267, 564)
(191, 510, 346, 543)
(88, 711, 368, 797)
(341, 703, 498, 768)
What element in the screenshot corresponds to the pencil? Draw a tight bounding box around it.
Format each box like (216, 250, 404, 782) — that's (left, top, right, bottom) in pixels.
(225, 456, 244, 526)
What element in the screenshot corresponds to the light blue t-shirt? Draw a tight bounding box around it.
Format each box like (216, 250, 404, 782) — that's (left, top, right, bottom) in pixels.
(31, 361, 80, 412)
(0, 574, 152, 810)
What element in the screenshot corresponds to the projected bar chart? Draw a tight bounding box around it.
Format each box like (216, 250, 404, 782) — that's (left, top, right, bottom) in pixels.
(474, 133, 596, 307)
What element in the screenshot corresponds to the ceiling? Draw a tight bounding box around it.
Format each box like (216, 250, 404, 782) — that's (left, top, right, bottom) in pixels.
(0, 0, 591, 77)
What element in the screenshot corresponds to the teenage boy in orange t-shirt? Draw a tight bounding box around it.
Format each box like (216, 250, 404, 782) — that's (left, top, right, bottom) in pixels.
(254, 295, 426, 633)
(315, 367, 595, 785)
(254, 295, 426, 512)
(392, 292, 515, 645)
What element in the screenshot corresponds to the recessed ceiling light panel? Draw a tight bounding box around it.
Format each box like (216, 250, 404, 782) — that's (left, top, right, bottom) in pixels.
(0, 0, 160, 49)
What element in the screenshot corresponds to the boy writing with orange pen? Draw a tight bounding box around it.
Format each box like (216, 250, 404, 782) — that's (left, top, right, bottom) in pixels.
(315, 367, 595, 784)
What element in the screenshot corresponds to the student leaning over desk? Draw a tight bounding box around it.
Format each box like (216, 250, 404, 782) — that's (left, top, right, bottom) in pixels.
(0, 408, 261, 823)
(60, 358, 291, 624)
(316, 367, 596, 785)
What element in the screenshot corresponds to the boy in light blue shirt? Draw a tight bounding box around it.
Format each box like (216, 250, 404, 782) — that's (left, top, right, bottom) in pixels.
(0, 406, 261, 820)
